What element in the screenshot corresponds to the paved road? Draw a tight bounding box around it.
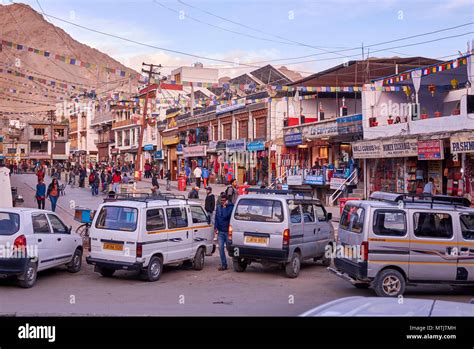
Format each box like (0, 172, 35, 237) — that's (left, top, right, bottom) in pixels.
(1, 174, 472, 316)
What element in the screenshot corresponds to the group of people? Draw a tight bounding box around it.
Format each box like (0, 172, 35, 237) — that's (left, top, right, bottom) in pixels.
(34, 166, 60, 212)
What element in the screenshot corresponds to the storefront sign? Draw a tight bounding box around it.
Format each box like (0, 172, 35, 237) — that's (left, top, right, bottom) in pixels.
(154, 150, 164, 160)
(183, 145, 207, 158)
(216, 100, 246, 115)
(287, 175, 303, 186)
(247, 141, 265, 152)
(352, 140, 383, 159)
(162, 135, 179, 146)
(207, 141, 217, 152)
(284, 132, 303, 147)
(330, 177, 346, 190)
(418, 140, 444, 160)
(143, 144, 154, 151)
(337, 114, 363, 135)
(450, 132, 474, 153)
(305, 175, 325, 185)
(302, 121, 338, 139)
(382, 138, 418, 158)
(216, 141, 227, 151)
(226, 139, 246, 153)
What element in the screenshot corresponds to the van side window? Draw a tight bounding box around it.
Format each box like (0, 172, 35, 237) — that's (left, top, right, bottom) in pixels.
(166, 207, 188, 229)
(314, 205, 327, 222)
(146, 209, 166, 231)
(340, 205, 365, 233)
(190, 206, 208, 224)
(373, 210, 406, 236)
(460, 214, 474, 240)
(301, 204, 315, 223)
(290, 205, 302, 224)
(413, 213, 453, 239)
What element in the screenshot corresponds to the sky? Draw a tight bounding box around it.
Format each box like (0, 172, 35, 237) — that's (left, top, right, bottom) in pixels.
(10, 0, 474, 78)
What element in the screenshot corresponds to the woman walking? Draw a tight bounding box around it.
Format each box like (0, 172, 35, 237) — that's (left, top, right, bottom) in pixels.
(47, 178, 60, 212)
(35, 178, 46, 210)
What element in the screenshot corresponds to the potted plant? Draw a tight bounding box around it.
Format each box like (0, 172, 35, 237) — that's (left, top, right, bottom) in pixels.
(387, 115, 394, 125)
(420, 108, 429, 120)
(452, 101, 461, 115)
(434, 111, 442, 118)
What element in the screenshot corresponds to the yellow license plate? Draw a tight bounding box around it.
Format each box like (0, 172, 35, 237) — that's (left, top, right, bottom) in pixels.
(103, 242, 123, 251)
(245, 236, 268, 245)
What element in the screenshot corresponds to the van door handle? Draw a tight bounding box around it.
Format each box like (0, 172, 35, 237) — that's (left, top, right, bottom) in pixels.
(186, 232, 189, 238)
(194, 229, 198, 232)
(446, 247, 455, 255)
(460, 247, 469, 252)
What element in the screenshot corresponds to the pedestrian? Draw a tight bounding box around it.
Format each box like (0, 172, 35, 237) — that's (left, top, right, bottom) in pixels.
(204, 186, 215, 224)
(165, 169, 171, 191)
(152, 172, 160, 188)
(89, 171, 96, 196)
(93, 171, 100, 196)
(202, 166, 209, 188)
(225, 178, 239, 204)
(79, 167, 86, 188)
(185, 164, 191, 185)
(100, 170, 107, 192)
(122, 173, 130, 184)
(423, 177, 435, 195)
(35, 178, 46, 210)
(106, 170, 113, 192)
(112, 170, 122, 193)
(47, 178, 60, 212)
(194, 165, 202, 188)
(36, 166, 45, 183)
(214, 193, 234, 271)
(188, 186, 200, 199)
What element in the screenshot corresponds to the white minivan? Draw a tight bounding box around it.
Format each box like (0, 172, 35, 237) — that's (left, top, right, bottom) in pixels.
(86, 195, 215, 281)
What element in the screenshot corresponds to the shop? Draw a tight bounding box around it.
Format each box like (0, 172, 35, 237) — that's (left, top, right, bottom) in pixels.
(450, 132, 474, 200)
(226, 139, 246, 184)
(246, 140, 267, 185)
(162, 133, 180, 180)
(182, 144, 207, 179)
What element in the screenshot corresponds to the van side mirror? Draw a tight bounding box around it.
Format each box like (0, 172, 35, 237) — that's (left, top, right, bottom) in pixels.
(326, 212, 332, 221)
(67, 225, 72, 234)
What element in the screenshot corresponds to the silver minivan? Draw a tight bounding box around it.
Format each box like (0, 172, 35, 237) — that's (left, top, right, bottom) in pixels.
(330, 192, 474, 297)
(227, 190, 335, 278)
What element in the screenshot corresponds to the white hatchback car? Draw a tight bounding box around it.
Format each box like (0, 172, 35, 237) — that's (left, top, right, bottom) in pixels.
(0, 208, 83, 288)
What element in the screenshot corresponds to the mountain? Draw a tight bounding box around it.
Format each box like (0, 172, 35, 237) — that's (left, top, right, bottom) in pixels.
(0, 3, 139, 119)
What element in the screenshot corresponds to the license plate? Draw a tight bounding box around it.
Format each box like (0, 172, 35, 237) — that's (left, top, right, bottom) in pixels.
(245, 236, 268, 245)
(103, 242, 123, 251)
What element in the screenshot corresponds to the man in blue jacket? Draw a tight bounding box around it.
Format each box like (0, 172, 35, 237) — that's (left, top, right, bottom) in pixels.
(214, 193, 234, 271)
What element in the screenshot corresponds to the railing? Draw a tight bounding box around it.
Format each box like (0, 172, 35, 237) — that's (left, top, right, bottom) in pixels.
(329, 169, 358, 206)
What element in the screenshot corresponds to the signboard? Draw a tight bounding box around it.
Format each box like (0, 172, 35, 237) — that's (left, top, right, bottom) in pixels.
(305, 175, 325, 185)
(287, 175, 303, 186)
(154, 150, 164, 160)
(143, 144, 154, 151)
(382, 138, 418, 158)
(183, 145, 207, 158)
(450, 132, 474, 153)
(247, 141, 265, 152)
(216, 141, 227, 151)
(207, 141, 217, 152)
(226, 139, 246, 153)
(337, 114, 363, 135)
(216, 99, 246, 115)
(284, 132, 303, 147)
(330, 177, 346, 190)
(176, 144, 183, 152)
(352, 140, 383, 159)
(162, 135, 179, 146)
(418, 140, 444, 160)
(302, 120, 338, 139)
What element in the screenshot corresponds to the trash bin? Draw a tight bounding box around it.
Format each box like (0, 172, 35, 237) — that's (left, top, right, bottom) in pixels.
(134, 170, 142, 181)
(238, 184, 250, 195)
(339, 197, 358, 216)
(178, 176, 187, 191)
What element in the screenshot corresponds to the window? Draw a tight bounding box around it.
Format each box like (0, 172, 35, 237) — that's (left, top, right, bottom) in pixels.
(54, 128, 64, 137)
(460, 214, 474, 240)
(239, 120, 248, 139)
(255, 117, 266, 139)
(48, 214, 68, 234)
(222, 123, 232, 140)
(315, 205, 327, 222)
(373, 210, 406, 237)
(301, 204, 315, 223)
(290, 205, 302, 224)
(32, 214, 51, 234)
(413, 212, 453, 239)
(190, 206, 208, 224)
(166, 207, 188, 229)
(0, 212, 20, 236)
(146, 209, 166, 231)
(34, 128, 45, 136)
(340, 205, 365, 233)
(7, 148, 16, 154)
(234, 199, 284, 223)
(95, 206, 138, 232)
(20, 148, 25, 154)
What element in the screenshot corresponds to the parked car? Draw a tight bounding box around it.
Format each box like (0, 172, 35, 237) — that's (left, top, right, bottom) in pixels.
(86, 194, 215, 281)
(330, 192, 474, 297)
(227, 189, 335, 278)
(0, 208, 83, 288)
(301, 296, 474, 316)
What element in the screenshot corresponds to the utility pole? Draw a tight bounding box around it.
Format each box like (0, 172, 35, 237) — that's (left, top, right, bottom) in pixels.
(135, 62, 161, 180)
(47, 109, 56, 170)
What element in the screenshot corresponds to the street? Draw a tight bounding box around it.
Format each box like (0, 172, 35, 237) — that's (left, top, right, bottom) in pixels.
(0, 174, 472, 316)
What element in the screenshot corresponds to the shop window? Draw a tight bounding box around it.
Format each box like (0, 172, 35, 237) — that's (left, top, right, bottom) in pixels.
(239, 120, 248, 139)
(54, 128, 64, 137)
(413, 212, 453, 239)
(340, 205, 365, 233)
(223, 123, 232, 140)
(212, 125, 218, 141)
(255, 117, 266, 139)
(33, 128, 45, 136)
(460, 214, 474, 240)
(373, 210, 406, 236)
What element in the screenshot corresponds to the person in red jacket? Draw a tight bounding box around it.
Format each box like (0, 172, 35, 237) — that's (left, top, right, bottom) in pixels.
(111, 171, 122, 193)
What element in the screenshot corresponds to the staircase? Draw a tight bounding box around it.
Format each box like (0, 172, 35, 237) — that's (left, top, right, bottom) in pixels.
(348, 181, 365, 199)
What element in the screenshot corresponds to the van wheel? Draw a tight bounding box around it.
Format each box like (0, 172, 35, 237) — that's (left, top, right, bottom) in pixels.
(145, 256, 163, 282)
(374, 269, 406, 297)
(192, 247, 205, 271)
(67, 249, 82, 273)
(18, 261, 37, 288)
(233, 258, 247, 272)
(285, 252, 301, 278)
(99, 267, 115, 278)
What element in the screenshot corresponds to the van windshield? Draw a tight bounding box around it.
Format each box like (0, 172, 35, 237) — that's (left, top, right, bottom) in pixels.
(0, 212, 20, 235)
(234, 199, 284, 223)
(95, 206, 138, 232)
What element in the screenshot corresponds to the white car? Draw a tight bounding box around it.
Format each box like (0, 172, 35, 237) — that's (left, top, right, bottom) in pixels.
(301, 296, 474, 316)
(0, 208, 83, 288)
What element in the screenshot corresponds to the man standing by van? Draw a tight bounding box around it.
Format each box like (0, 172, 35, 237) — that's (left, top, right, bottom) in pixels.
(225, 178, 238, 204)
(423, 177, 436, 195)
(214, 193, 234, 271)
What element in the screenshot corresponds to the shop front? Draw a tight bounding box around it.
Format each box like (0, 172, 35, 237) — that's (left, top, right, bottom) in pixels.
(226, 139, 246, 184)
(450, 132, 474, 200)
(182, 144, 207, 180)
(247, 140, 267, 185)
(162, 133, 180, 180)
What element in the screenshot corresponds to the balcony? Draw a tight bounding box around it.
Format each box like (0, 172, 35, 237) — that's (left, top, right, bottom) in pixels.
(112, 119, 135, 130)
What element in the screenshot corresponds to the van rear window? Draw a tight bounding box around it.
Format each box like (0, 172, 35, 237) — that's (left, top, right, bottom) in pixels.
(234, 199, 284, 223)
(0, 212, 20, 235)
(340, 205, 365, 233)
(95, 206, 138, 232)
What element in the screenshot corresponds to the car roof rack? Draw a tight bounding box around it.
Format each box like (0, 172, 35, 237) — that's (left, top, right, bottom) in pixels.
(103, 192, 189, 207)
(369, 191, 471, 208)
(246, 188, 316, 201)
